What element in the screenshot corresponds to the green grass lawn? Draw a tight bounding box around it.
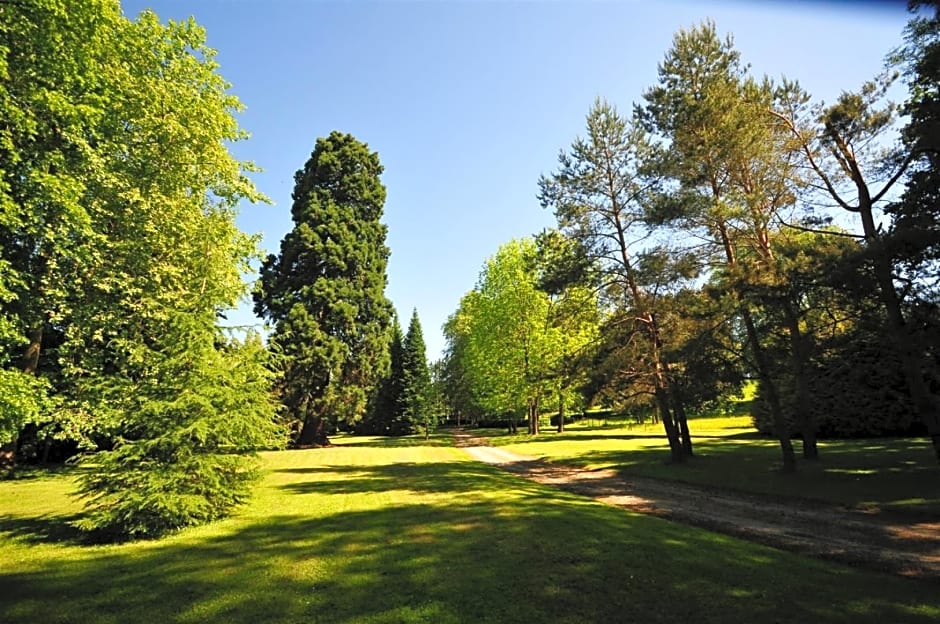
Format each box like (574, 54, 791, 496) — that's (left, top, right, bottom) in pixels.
(1, 437, 938, 623)
(483, 416, 940, 516)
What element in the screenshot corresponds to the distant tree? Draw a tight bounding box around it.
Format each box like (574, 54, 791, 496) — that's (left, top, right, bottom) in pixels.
(397, 309, 433, 437)
(362, 316, 403, 435)
(255, 132, 393, 446)
(448, 239, 598, 434)
(439, 315, 484, 427)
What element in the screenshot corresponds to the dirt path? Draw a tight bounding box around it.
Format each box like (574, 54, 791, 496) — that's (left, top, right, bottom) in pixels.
(454, 432, 940, 581)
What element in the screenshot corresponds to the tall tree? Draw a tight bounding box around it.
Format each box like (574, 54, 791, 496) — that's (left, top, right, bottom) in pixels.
(773, 11, 940, 461)
(890, 0, 940, 460)
(255, 132, 392, 447)
(538, 99, 692, 461)
(0, 1, 284, 534)
(642, 22, 809, 470)
(398, 309, 433, 437)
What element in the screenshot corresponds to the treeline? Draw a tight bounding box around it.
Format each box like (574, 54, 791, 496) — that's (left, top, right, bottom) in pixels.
(438, 6, 940, 471)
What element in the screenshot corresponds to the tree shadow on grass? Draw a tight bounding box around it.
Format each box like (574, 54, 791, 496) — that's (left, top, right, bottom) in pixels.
(276, 461, 548, 498)
(332, 434, 454, 448)
(0, 513, 86, 546)
(2, 473, 938, 624)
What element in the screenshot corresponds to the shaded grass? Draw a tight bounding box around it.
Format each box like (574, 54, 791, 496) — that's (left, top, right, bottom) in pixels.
(486, 416, 940, 515)
(0, 440, 937, 623)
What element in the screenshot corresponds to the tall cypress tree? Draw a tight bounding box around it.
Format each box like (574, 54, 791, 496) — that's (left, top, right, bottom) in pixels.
(255, 132, 392, 446)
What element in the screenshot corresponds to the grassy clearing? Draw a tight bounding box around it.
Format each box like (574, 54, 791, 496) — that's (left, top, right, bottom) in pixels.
(484, 416, 940, 515)
(1, 438, 938, 623)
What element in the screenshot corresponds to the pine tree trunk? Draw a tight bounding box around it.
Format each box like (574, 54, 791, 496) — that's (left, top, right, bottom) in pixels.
(858, 199, 940, 464)
(655, 386, 684, 463)
(648, 313, 685, 462)
(662, 357, 692, 457)
(782, 300, 817, 460)
(741, 308, 796, 472)
(673, 393, 693, 458)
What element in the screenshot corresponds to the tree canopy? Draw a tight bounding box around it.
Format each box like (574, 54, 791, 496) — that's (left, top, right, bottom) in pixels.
(0, 0, 284, 536)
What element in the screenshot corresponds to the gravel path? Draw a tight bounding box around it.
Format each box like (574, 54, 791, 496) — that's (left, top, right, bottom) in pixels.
(456, 433, 940, 581)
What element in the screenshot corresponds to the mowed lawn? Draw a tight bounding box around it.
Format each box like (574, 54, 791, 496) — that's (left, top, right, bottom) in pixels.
(487, 416, 940, 516)
(1, 437, 938, 624)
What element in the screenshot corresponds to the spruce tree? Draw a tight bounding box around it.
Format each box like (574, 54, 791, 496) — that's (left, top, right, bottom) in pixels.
(254, 132, 392, 446)
(364, 316, 403, 435)
(397, 309, 433, 437)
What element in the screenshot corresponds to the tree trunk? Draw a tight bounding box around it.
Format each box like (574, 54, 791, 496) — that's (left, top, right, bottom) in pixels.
(528, 399, 541, 435)
(662, 357, 692, 457)
(782, 300, 818, 460)
(21, 326, 42, 374)
(0, 441, 15, 472)
(673, 392, 693, 458)
(655, 386, 684, 463)
(557, 391, 565, 433)
(4, 326, 45, 472)
(741, 308, 796, 472)
(296, 414, 330, 447)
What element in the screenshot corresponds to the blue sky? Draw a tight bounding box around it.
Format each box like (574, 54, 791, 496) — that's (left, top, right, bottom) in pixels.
(121, 0, 911, 359)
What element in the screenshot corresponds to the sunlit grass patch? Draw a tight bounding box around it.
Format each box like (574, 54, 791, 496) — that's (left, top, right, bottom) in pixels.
(487, 416, 939, 515)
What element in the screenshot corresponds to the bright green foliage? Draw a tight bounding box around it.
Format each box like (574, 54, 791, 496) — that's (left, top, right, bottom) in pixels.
(447, 239, 598, 432)
(0, 370, 50, 453)
(398, 309, 433, 437)
(77, 328, 284, 538)
(0, 1, 282, 535)
(255, 132, 392, 446)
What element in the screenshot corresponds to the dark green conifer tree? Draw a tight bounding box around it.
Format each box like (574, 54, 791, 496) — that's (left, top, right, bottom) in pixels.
(396, 309, 433, 437)
(254, 132, 392, 446)
(363, 316, 403, 435)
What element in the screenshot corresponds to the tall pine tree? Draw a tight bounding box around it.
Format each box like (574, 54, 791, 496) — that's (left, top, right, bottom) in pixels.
(255, 132, 392, 446)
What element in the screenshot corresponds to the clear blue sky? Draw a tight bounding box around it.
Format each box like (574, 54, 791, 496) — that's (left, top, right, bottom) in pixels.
(121, 0, 911, 359)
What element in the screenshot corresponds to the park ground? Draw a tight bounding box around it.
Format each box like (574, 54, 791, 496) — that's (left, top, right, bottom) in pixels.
(1, 416, 938, 623)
